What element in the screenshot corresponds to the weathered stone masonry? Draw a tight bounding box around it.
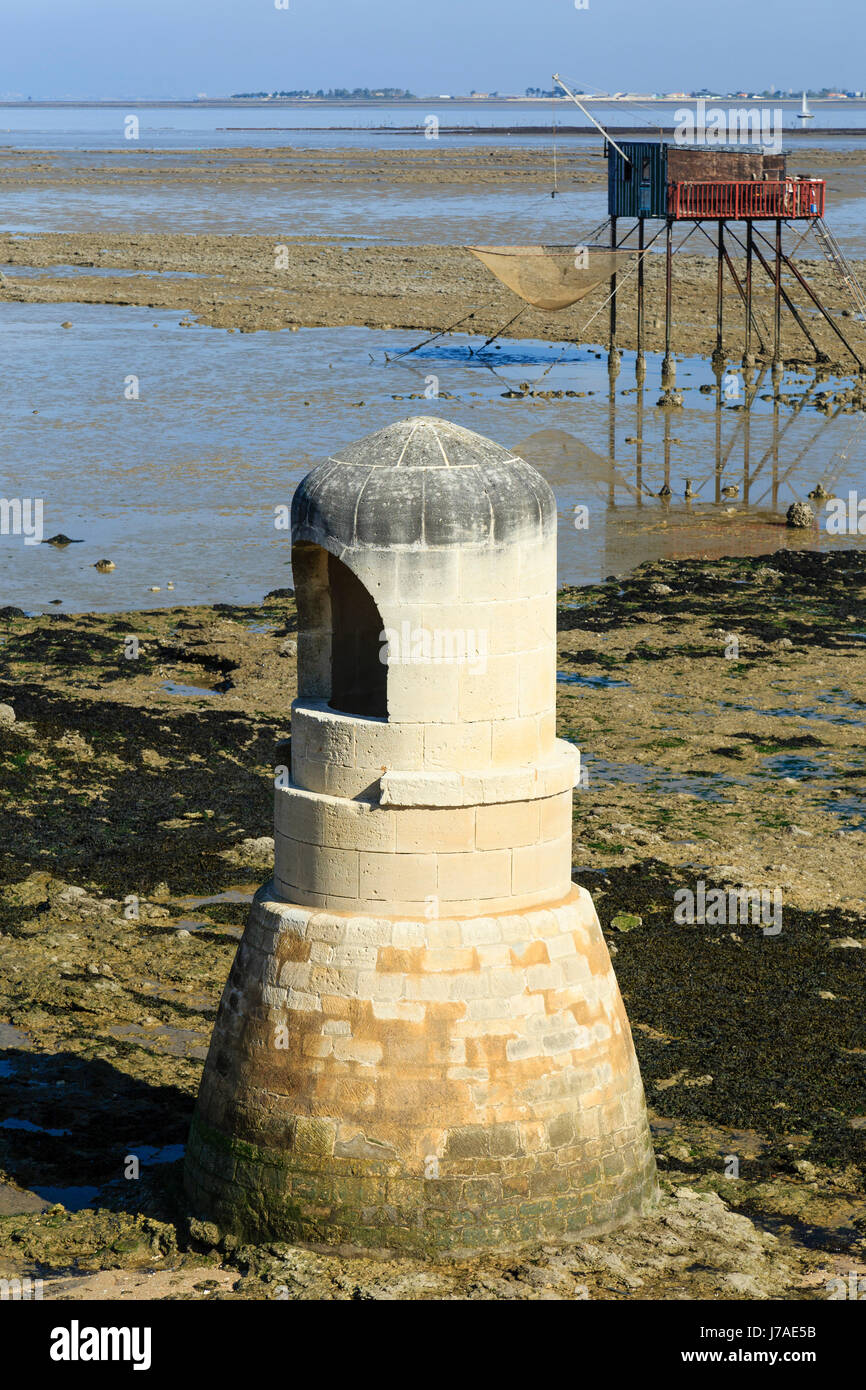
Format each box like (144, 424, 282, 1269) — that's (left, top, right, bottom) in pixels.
(186, 416, 658, 1254)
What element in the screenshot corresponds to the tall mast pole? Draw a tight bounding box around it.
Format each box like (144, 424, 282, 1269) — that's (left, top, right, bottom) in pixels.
(552, 74, 632, 165)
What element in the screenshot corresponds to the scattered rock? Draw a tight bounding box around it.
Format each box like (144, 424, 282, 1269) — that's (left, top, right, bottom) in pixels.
(188, 1218, 221, 1249)
(224, 836, 275, 868)
(0, 704, 15, 727)
(45, 882, 116, 919)
(786, 501, 815, 529)
(94, 559, 115, 573)
(611, 912, 642, 933)
(57, 731, 94, 761)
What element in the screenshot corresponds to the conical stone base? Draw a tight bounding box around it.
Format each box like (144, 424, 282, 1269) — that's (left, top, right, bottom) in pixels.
(186, 882, 658, 1256)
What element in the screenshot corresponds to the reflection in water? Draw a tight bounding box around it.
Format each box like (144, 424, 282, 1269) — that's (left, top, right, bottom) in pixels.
(1, 305, 864, 612)
(508, 352, 866, 582)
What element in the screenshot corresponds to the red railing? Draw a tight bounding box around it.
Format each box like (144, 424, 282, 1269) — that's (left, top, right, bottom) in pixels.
(668, 179, 825, 220)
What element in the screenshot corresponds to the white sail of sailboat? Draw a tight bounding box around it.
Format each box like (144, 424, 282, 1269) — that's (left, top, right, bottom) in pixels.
(798, 90, 813, 121)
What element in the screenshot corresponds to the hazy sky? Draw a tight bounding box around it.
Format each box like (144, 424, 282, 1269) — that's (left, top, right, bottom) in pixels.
(1, 0, 862, 100)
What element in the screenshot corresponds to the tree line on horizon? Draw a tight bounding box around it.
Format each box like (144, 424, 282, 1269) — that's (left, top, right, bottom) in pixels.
(231, 87, 416, 100)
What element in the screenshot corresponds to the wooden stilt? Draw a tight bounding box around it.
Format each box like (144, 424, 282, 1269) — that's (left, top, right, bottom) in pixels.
(744, 222, 755, 367)
(748, 237, 826, 363)
(694, 219, 767, 357)
(663, 407, 672, 496)
(635, 380, 644, 504)
(743, 386, 752, 502)
(636, 217, 645, 381)
(662, 218, 674, 387)
(771, 392, 780, 510)
(715, 365, 724, 503)
(713, 219, 725, 368)
(773, 217, 782, 373)
(760, 234, 866, 371)
(609, 215, 620, 372)
(608, 385, 616, 508)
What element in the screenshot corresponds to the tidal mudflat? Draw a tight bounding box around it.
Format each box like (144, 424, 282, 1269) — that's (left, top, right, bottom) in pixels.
(1, 300, 864, 613)
(1, 124, 865, 1302)
(0, 550, 863, 1298)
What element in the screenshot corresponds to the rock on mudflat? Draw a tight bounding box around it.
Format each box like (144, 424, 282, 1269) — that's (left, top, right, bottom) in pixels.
(786, 501, 815, 529)
(0, 704, 15, 727)
(611, 912, 643, 933)
(226, 836, 275, 867)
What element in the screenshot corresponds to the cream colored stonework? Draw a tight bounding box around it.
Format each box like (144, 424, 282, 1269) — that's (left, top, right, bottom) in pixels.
(188, 417, 657, 1256)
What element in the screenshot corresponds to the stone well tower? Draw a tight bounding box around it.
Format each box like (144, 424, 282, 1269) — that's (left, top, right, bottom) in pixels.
(186, 416, 657, 1255)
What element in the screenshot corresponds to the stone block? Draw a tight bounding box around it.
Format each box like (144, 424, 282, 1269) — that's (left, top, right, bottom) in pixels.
(517, 648, 556, 719)
(458, 544, 520, 602)
(458, 655, 520, 723)
(423, 721, 493, 771)
(277, 833, 360, 902)
(460, 917, 501, 946)
(396, 548, 460, 603)
(387, 659, 460, 725)
(476, 800, 541, 851)
(395, 806, 476, 855)
(358, 850, 437, 904)
(437, 848, 512, 902)
(490, 717, 541, 768)
(540, 791, 572, 843)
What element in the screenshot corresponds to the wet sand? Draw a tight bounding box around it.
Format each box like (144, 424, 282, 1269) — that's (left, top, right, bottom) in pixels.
(2, 142, 866, 366)
(4, 231, 866, 368)
(1, 139, 864, 1302)
(0, 550, 863, 1298)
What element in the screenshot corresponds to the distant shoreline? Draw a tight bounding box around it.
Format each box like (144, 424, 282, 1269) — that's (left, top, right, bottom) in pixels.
(3, 97, 866, 109)
(217, 124, 866, 139)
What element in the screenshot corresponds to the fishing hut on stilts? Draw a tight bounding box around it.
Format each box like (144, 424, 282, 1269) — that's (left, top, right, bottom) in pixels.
(470, 76, 866, 387)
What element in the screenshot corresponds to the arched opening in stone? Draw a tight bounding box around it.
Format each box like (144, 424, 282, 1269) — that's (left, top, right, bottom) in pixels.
(292, 542, 387, 718)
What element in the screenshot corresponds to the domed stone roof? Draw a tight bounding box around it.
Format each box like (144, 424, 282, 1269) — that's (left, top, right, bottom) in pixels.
(291, 416, 556, 550)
